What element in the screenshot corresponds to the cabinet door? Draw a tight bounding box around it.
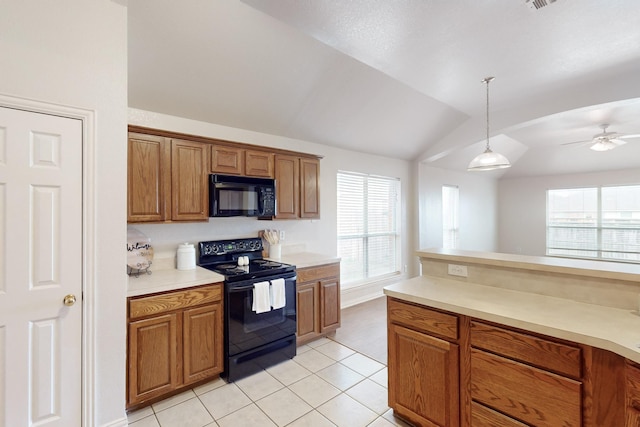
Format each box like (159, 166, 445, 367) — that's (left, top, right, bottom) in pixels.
(246, 150, 274, 177)
(300, 157, 320, 219)
(320, 278, 340, 333)
(388, 324, 459, 427)
(296, 282, 319, 344)
(171, 139, 209, 221)
(211, 145, 244, 175)
(128, 313, 179, 406)
(183, 303, 224, 385)
(127, 133, 170, 222)
(275, 154, 300, 218)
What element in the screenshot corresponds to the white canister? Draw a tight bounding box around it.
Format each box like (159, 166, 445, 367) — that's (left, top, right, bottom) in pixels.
(269, 243, 282, 260)
(177, 243, 196, 270)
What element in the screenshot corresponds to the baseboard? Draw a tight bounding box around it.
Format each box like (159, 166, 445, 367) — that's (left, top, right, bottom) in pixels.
(341, 274, 409, 308)
(100, 417, 128, 427)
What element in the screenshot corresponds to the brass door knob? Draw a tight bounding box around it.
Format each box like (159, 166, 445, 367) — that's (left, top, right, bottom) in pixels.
(63, 294, 77, 306)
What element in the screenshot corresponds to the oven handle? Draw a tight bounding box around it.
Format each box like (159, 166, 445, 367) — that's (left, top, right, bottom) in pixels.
(228, 284, 257, 292)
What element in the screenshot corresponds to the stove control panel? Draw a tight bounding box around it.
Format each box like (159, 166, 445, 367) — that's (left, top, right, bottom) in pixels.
(199, 238, 263, 256)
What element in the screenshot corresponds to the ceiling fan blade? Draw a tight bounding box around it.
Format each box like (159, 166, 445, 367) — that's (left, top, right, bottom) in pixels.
(620, 134, 640, 139)
(561, 140, 590, 146)
(610, 138, 628, 146)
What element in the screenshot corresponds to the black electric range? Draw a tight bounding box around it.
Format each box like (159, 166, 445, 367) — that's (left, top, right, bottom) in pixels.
(197, 237, 297, 382)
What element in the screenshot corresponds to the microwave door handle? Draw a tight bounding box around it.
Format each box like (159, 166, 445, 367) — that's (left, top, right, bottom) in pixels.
(257, 188, 265, 216)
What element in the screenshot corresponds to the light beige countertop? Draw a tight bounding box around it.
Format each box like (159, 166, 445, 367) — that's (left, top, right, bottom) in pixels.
(384, 275, 640, 364)
(268, 252, 341, 269)
(127, 259, 224, 297)
(418, 248, 640, 282)
(127, 252, 339, 297)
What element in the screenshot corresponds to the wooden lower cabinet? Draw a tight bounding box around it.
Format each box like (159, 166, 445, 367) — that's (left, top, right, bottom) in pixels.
(127, 283, 223, 409)
(387, 297, 633, 427)
(128, 313, 180, 405)
(296, 263, 340, 345)
(388, 323, 459, 427)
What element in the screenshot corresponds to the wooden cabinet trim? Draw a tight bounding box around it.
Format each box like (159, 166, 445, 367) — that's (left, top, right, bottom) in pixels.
(129, 284, 222, 320)
(388, 298, 458, 341)
(470, 320, 582, 378)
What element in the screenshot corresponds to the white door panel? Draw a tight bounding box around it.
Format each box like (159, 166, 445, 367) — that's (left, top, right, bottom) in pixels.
(0, 107, 82, 427)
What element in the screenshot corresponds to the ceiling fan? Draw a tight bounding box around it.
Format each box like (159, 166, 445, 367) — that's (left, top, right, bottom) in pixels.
(563, 124, 640, 151)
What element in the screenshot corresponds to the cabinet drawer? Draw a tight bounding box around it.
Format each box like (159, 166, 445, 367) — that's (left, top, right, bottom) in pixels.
(471, 348, 581, 427)
(129, 284, 222, 320)
(298, 263, 339, 283)
(388, 298, 458, 341)
(470, 320, 582, 378)
(471, 402, 528, 427)
(628, 361, 640, 411)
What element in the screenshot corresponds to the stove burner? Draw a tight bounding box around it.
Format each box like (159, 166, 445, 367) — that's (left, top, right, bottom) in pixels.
(253, 260, 282, 268)
(217, 264, 238, 270)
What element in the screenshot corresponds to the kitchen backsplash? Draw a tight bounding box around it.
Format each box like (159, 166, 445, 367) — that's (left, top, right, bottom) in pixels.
(130, 217, 326, 260)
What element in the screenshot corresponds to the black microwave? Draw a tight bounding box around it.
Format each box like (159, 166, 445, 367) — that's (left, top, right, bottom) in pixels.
(209, 174, 276, 217)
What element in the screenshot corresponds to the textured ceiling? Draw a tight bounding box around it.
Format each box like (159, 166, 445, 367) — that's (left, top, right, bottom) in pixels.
(128, 0, 640, 177)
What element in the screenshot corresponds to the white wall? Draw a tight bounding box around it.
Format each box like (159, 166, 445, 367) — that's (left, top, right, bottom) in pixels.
(418, 165, 499, 252)
(128, 108, 419, 294)
(498, 168, 640, 256)
(0, 1, 128, 426)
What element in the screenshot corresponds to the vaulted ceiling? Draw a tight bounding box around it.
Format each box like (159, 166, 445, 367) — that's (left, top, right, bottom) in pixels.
(128, 0, 640, 178)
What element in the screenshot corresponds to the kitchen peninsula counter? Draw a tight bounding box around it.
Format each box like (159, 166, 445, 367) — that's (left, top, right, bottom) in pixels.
(384, 249, 640, 363)
(384, 249, 640, 426)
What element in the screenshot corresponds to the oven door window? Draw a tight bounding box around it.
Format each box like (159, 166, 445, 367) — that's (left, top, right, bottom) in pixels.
(227, 277, 297, 356)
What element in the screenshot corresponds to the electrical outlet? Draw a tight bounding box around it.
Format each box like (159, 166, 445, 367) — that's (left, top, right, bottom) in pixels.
(448, 264, 468, 277)
(279, 230, 285, 241)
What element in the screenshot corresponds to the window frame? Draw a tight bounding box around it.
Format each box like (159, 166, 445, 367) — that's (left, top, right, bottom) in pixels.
(546, 184, 640, 263)
(337, 171, 401, 286)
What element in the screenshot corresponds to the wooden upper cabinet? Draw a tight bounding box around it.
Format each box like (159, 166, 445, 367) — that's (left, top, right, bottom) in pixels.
(128, 132, 209, 223)
(245, 150, 274, 178)
(127, 133, 171, 222)
(300, 158, 320, 219)
(211, 145, 244, 175)
(171, 139, 209, 221)
(275, 154, 300, 219)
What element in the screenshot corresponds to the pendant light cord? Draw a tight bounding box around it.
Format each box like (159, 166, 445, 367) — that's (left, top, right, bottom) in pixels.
(483, 77, 494, 151)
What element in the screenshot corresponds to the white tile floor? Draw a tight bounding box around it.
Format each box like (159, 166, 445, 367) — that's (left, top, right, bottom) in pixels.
(127, 337, 412, 427)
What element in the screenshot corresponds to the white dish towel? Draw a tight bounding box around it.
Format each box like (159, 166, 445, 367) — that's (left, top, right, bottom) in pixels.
(270, 278, 286, 310)
(252, 281, 271, 314)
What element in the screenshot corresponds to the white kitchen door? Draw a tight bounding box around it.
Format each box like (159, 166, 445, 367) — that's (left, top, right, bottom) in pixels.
(0, 106, 83, 426)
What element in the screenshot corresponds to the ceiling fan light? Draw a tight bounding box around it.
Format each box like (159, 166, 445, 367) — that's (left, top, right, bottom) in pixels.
(467, 148, 512, 171)
(590, 141, 615, 151)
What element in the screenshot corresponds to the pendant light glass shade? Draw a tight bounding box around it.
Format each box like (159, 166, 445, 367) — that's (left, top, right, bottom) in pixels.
(468, 77, 511, 172)
(467, 148, 511, 170)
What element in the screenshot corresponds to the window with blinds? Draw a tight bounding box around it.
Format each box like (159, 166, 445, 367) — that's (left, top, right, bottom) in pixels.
(442, 185, 459, 249)
(546, 185, 640, 262)
(337, 171, 401, 286)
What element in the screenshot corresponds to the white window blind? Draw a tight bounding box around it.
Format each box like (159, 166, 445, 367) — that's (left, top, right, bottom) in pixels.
(547, 185, 640, 262)
(442, 185, 459, 249)
(337, 171, 401, 285)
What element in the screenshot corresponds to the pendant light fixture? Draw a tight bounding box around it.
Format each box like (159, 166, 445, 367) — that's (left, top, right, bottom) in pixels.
(467, 77, 511, 171)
